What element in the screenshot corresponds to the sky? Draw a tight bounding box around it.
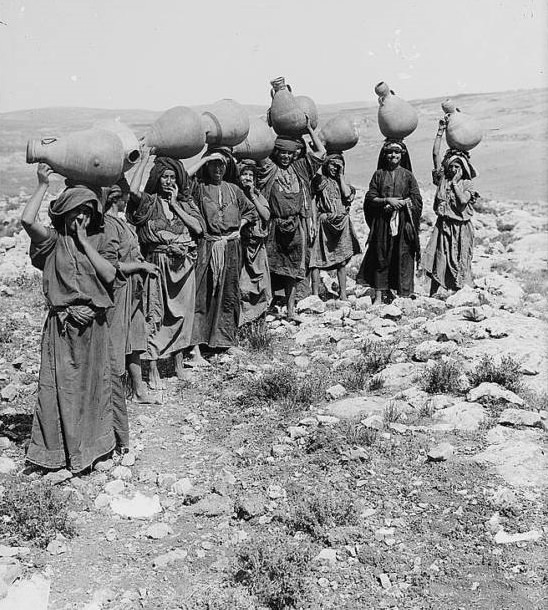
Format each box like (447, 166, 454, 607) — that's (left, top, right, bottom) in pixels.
(0, 0, 546, 112)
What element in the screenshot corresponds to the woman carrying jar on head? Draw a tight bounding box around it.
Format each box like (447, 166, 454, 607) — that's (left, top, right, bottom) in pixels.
(422, 119, 480, 296)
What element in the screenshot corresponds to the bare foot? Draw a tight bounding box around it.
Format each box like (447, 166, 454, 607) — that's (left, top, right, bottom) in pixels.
(148, 363, 166, 390)
(186, 346, 211, 368)
(131, 389, 161, 404)
(174, 351, 186, 378)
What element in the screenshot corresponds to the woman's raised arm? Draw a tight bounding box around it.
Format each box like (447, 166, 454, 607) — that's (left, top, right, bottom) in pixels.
(21, 163, 54, 243)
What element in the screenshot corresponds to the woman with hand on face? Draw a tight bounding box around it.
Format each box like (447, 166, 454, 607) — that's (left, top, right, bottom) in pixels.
(128, 147, 204, 389)
(422, 119, 479, 296)
(309, 153, 361, 301)
(357, 140, 422, 304)
(237, 160, 272, 325)
(257, 118, 326, 322)
(187, 148, 257, 359)
(21, 164, 118, 472)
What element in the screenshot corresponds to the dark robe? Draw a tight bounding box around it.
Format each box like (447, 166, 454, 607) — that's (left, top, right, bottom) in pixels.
(357, 166, 422, 296)
(191, 181, 257, 348)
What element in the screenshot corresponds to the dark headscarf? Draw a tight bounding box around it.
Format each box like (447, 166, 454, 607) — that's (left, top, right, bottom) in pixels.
(144, 156, 192, 200)
(49, 186, 102, 232)
(377, 139, 413, 172)
(196, 146, 239, 185)
(442, 149, 477, 180)
(273, 135, 304, 153)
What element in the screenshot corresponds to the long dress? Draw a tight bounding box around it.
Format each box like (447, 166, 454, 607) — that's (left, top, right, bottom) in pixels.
(190, 181, 257, 347)
(357, 166, 422, 297)
(102, 214, 147, 447)
(27, 228, 116, 472)
(422, 171, 479, 290)
(309, 177, 361, 269)
(127, 192, 201, 360)
(239, 189, 272, 325)
(258, 153, 324, 282)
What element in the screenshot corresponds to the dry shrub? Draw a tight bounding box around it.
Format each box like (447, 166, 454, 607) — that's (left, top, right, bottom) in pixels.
(469, 354, 522, 394)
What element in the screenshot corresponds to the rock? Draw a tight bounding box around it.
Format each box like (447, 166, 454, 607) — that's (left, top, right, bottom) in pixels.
(414, 340, 457, 362)
(467, 382, 524, 406)
(361, 415, 384, 430)
(294, 326, 333, 346)
(316, 415, 340, 426)
(378, 573, 392, 589)
(296, 295, 326, 314)
(314, 548, 338, 565)
(42, 469, 72, 485)
(144, 522, 171, 539)
(288, 426, 308, 439)
(474, 426, 547, 487)
(508, 233, 548, 272)
(156, 473, 177, 490)
(430, 402, 486, 431)
(499, 408, 542, 428)
(267, 484, 286, 500)
(491, 487, 521, 514)
(0, 546, 30, 558)
(170, 478, 193, 496)
(0, 558, 22, 589)
(0, 457, 17, 475)
(294, 356, 309, 369)
(349, 310, 367, 321)
(355, 296, 372, 310)
(484, 318, 510, 338)
(427, 442, 454, 462)
(46, 537, 67, 555)
(111, 466, 132, 480)
(0, 384, 18, 402)
(446, 286, 481, 308)
(494, 529, 542, 544)
(236, 492, 267, 519)
(104, 480, 125, 496)
(326, 384, 347, 400)
(0, 573, 50, 609)
(380, 304, 402, 319)
(94, 493, 112, 510)
(380, 363, 421, 393)
(474, 274, 523, 309)
(327, 396, 388, 419)
(152, 548, 188, 569)
(110, 493, 162, 519)
(191, 494, 233, 517)
(0, 437, 11, 450)
(120, 451, 136, 467)
(94, 459, 114, 472)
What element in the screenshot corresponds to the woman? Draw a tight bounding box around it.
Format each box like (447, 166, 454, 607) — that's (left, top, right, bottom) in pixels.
(103, 183, 159, 410)
(422, 120, 479, 295)
(128, 149, 203, 389)
(188, 148, 257, 356)
(21, 164, 117, 472)
(309, 153, 361, 301)
(257, 119, 326, 321)
(237, 160, 272, 325)
(357, 140, 422, 304)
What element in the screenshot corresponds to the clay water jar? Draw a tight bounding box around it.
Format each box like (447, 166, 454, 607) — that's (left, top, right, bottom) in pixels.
(144, 106, 205, 159)
(233, 116, 276, 161)
(442, 99, 483, 151)
(375, 81, 418, 140)
(268, 76, 307, 136)
(320, 115, 360, 152)
(26, 128, 125, 186)
(295, 95, 318, 130)
(94, 119, 140, 171)
(201, 99, 250, 147)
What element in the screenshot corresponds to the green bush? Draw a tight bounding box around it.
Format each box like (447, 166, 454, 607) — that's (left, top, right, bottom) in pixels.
(0, 478, 76, 548)
(235, 532, 312, 609)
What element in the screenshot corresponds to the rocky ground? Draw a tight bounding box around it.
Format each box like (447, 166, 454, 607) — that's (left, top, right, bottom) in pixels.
(0, 188, 546, 610)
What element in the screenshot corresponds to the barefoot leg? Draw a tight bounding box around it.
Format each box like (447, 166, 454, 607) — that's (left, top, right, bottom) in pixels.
(187, 345, 210, 368)
(285, 278, 297, 320)
(373, 289, 383, 305)
(148, 359, 165, 390)
(127, 353, 161, 403)
(337, 264, 347, 301)
(311, 268, 320, 296)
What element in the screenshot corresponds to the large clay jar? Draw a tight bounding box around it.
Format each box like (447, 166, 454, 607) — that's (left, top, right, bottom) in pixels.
(269, 76, 307, 136)
(144, 106, 205, 159)
(201, 99, 250, 147)
(26, 128, 124, 186)
(295, 95, 318, 130)
(375, 81, 418, 139)
(94, 119, 140, 171)
(233, 116, 276, 161)
(442, 99, 483, 151)
(320, 115, 360, 152)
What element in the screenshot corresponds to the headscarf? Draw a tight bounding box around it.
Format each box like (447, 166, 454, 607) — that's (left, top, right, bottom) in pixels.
(49, 186, 102, 232)
(322, 152, 345, 176)
(273, 135, 303, 153)
(196, 146, 239, 185)
(237, 159, 257, 181)
(377, 139, 413, 172)
(144, 156, 192, 200)
(442, 149, 477, 180)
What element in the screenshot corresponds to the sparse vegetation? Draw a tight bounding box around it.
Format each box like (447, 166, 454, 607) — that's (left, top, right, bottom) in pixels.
(235, 532, 313, 609)
(469, 354, 522, 393)
(420, 359, 463, 394)
(238, 318, 273, 352)
(383, 400, 403, 425)
(0, 478, 76, 548)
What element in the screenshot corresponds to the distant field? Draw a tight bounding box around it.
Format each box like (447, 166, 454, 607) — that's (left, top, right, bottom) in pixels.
(1, 89, 546, 203)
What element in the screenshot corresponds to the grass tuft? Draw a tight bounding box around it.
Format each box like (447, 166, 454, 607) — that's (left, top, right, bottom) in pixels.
(420, 359, 463, 394)
(469, 354, 522, 394)
(238, 318, 273, 352)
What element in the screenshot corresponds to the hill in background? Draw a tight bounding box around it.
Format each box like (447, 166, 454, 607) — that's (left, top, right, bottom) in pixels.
(1, 89, 546, 203)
